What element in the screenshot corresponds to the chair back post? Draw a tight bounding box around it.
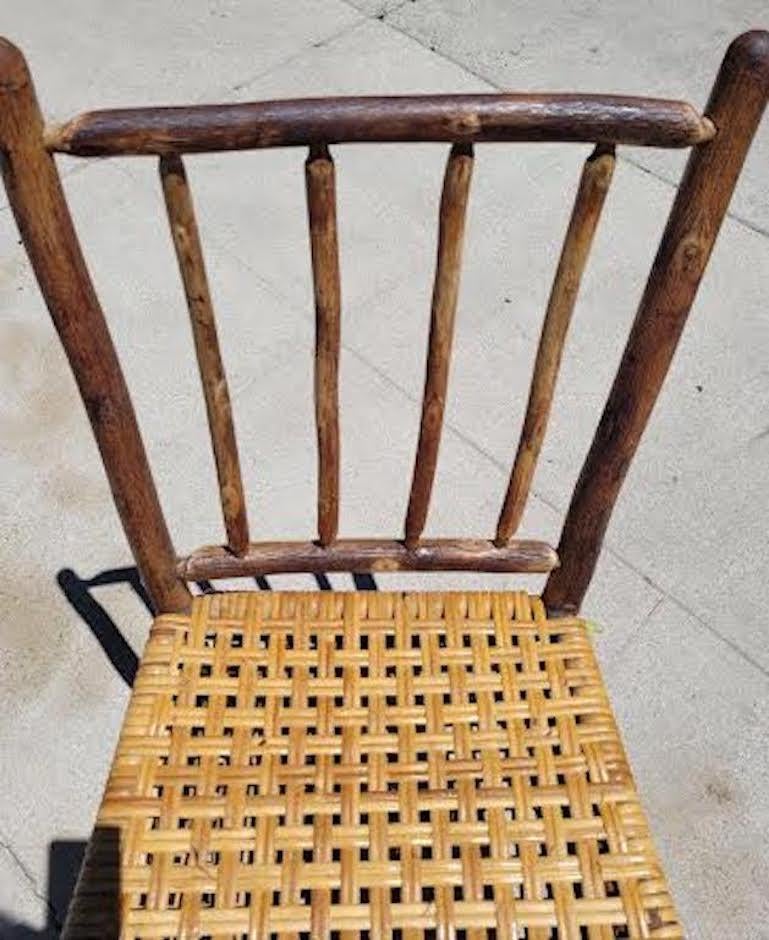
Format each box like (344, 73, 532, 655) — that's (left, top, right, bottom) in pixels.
(543, 30, 769, 615)
(0, 39, 191, 614)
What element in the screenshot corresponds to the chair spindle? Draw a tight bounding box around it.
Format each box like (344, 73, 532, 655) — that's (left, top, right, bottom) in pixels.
(495, 143, 615, 544)
(405, 142, 474, 549)
(160, 154, 249, 555)
(305, 144, 341, 546)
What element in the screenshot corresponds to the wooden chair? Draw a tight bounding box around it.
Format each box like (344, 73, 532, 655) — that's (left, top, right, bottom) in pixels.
(2, 29, 767, 939)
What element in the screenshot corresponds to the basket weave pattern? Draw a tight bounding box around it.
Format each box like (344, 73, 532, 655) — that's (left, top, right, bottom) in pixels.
(65, 591, 680, 938)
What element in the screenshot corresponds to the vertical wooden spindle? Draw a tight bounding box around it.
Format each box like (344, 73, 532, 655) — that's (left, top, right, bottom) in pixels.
(160, 154, 249, 555)
(305, 144, 341, 546)
(544, 30, 769, 614)
(0, 39, 190, 613)
(404, 143, 474, 548)
(495, 144, 615, 545)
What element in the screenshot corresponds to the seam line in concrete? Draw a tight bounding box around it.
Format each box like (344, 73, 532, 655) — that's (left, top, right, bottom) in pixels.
(0, 15, 369, 218)
(369, 10, 768, 242)
(218, 15, 370, 100)
(338, 341, 769, 681)
(599, 544, 769, 678)
(621, 154, 769, 239)
(339, 0, 414, 20)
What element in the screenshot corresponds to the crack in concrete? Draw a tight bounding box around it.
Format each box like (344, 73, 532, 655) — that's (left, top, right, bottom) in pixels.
(599, 544, 769, 679)
(0, 830, 62, 930)
(611, 594, 667, 663)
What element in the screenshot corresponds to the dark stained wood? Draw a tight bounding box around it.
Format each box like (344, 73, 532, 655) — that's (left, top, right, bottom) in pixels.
(179, 537, 559, 580)
(305, 144, 341, 546)
(496, 144, 615, 545)
(405, 143, 474, 548)
(45, 93, 714, 156)
(543, 30, 769, 615)
(159, 154, 249, 555)
(0, 38, 191, 614)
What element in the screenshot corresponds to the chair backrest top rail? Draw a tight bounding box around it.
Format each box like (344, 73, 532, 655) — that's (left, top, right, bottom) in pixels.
(44, 93, 715, 156)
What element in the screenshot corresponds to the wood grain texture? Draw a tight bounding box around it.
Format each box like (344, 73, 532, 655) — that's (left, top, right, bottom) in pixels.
(305, 144, 341, 547)
(0, 39, 190, 614)
(543, 30, 769, 615)
(405, 143, 474, 548)
(496, 144, 615, 545)
(178, 537, 559, 580)
(45, 94, 714, 156)
(159, 154, 249, 554)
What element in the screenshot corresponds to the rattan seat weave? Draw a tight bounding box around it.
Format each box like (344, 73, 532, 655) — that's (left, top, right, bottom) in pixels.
(65, 591, 680, 939)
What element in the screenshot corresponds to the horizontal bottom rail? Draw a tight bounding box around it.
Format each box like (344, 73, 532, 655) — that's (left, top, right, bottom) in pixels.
(179, 538, 559, 580)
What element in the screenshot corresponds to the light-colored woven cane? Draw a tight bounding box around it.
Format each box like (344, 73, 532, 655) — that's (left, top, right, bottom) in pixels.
(64, 591, 680, 939)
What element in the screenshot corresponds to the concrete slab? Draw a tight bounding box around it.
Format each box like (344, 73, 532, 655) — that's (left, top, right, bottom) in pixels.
(388, 0, 769, 233)
(2, 0, 362, 118)
(607, 599, 769, 939)
(0, 2, 365, 213)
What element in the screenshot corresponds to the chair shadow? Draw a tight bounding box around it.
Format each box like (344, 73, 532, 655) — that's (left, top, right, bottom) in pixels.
(56, 566, 379, 692)
(56, 567, 148, 688)
(0, 829, 119, 938)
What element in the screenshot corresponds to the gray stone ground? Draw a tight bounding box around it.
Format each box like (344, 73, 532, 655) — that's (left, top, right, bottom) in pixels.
(0, 2, 767, 936)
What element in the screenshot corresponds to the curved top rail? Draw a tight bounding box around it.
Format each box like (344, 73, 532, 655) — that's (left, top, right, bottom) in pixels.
(44, 93, 715, 156)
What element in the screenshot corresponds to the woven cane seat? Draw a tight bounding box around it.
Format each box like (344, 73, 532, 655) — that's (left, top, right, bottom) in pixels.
(64, 591, 680, 939)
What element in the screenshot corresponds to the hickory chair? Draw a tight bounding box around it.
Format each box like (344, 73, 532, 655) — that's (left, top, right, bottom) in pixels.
(2, 29, 767, 940)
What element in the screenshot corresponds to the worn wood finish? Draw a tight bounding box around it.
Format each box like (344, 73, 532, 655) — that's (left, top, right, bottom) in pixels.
(543, 30, 769, 615)
(305, 144, 341, 546)
(45, 93, 714, 156)
(179, 537, 559, 580)
(405, 143, 474, 548)
(0, 39, 190, 614)
(5, 30, 765, 607)
(496, 144, 615, 545)
(159, 154, 249, 554)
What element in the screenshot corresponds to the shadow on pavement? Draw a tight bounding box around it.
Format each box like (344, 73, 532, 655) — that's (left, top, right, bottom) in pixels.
(0, 830, 118, 937)
(56, 566, 149, 688)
